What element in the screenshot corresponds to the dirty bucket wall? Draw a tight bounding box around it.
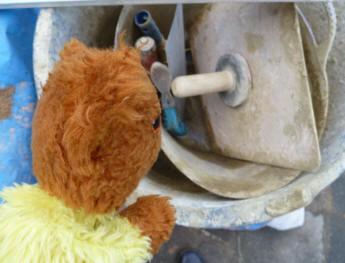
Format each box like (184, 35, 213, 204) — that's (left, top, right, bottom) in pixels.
(33, 3, 344, 229)
(33, 6, 122, 94)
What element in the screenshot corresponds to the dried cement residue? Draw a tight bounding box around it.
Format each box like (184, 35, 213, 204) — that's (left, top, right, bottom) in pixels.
(245, 32, 264, 53)
(0, 86, 15, 121)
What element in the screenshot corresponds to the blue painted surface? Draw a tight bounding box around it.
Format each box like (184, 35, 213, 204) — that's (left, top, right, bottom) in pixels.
(228, 222, 268, 231)
(0, 9, 39, 192)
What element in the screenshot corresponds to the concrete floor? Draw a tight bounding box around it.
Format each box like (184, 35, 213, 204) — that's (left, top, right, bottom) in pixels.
(153, 183, 344, 263)
(152, 3, 345, 263)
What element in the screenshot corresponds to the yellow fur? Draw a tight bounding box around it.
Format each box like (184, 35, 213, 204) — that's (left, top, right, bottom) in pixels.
(0, 184, 152, 263)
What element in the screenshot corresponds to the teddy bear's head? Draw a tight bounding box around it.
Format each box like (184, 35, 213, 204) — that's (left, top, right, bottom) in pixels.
(31, 39, 161, 214)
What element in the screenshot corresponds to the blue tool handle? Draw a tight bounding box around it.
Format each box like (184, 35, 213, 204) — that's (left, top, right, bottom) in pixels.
(163, 108, 186, 136)
(134, 9, 163, 45)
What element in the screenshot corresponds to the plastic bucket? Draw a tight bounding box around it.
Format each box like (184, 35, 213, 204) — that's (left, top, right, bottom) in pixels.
(33, 3, 344, 228)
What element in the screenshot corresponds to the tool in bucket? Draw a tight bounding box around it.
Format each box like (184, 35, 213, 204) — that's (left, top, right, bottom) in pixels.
(175, 3, 321, 172)
(135, 9, 186, 136)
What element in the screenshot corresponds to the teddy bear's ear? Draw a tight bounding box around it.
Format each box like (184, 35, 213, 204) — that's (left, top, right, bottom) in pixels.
(59, 38, 86, 59)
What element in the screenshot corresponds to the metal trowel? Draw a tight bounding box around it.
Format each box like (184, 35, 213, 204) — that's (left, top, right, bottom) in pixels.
(179, 3, 320, 172)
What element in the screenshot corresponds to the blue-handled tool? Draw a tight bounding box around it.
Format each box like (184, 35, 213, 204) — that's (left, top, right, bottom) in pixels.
(134, 9, 167, 64)
(134, 10, 163, 45)
(150, 62, 186, 136)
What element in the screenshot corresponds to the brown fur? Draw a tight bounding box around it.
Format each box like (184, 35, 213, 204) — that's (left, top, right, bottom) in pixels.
(31, 39, 162, 214)
(120, 195, 176, 253)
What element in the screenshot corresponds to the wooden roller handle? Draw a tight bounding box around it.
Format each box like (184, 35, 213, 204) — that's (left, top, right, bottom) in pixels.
(171, 71, 235, 98)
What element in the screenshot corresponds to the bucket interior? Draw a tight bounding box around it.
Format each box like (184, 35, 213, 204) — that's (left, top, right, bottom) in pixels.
(33, 3, 344, 228)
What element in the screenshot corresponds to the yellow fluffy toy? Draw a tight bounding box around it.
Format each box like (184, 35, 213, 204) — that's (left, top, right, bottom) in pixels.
(0, 184, 151, 263)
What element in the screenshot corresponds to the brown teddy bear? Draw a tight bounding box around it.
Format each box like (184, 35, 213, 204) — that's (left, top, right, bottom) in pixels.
(0, 38, 175, 262)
